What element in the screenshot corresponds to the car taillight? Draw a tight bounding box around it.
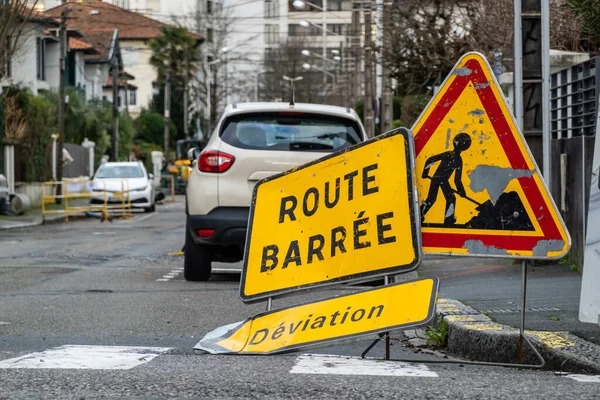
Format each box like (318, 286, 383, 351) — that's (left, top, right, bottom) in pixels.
(198, 150, 235, 173)
(197, 229, 215, 238)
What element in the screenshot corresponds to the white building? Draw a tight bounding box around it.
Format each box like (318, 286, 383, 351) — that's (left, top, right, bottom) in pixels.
(41, 0, 358, 110)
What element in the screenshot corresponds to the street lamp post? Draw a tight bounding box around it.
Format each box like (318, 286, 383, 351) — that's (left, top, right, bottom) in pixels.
(303, 63, 336, 100)
(283, 75, 304, 105)
(292, 0, 327, 84)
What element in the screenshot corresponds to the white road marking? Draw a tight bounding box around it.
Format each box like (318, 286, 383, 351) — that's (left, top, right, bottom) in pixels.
(0, 321, 11, 325)
(0, 345, 172, 370)
(565, 374, 600, 383)
(156, 268, 184, 282)
(290, 354, 438, 377)
(91, 232, 116, 236)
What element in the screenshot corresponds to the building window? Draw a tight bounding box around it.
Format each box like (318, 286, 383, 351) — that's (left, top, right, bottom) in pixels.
(36, 38, 46, 81)
(327, 0, 341, 11)
(207, 28, 213, 43)
(207, 0, 213, 14)
(288, 23, 319, 36)
(130, 89, 137, 106)
(327, 24, 345, 35)
(265, 0, 279, 18)
(265, 24, 279, 44)
(115, 0, 130, 8)
(122, 48, 138, 67)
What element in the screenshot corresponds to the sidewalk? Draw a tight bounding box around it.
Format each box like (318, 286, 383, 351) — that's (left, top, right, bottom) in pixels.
(415, 256, 600, 373)
(0, 195, 185, 231)
(0, 207, 68, 230)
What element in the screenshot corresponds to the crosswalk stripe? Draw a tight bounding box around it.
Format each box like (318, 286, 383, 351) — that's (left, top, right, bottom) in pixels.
(0, 345, 172, 370)
(290, 354, 438, 377)
(565, 374, 600, 383)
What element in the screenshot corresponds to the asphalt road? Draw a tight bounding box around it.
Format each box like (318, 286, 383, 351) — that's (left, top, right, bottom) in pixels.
(0, 200, 598, 399)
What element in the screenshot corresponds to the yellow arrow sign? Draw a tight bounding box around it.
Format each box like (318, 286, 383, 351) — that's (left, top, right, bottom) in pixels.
(241, 128, 421, 302)
(195, 277, 439, 355)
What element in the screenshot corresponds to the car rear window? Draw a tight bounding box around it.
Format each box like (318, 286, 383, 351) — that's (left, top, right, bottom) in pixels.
(220, 112, 363, 152)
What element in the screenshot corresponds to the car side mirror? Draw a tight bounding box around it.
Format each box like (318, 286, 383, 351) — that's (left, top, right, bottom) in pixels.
(188, 147, 201, 161)
(148, 173, 154, 180)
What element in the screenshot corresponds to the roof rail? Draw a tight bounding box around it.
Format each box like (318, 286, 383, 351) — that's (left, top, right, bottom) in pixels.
(232, 103, 237, 109)
(346, 107, 352, 113)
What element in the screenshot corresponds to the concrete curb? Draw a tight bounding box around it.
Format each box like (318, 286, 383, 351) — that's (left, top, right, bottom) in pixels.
(0, 214, 86, 230)
(437, 299, 600, 373)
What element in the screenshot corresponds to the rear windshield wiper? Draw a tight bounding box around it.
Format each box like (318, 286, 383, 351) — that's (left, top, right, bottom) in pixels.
(289, 142, 334, 151)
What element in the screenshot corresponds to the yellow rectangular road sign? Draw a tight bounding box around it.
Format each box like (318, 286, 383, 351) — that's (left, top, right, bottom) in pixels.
(195, 277, 439, 355)
(240, 128, 421, 303)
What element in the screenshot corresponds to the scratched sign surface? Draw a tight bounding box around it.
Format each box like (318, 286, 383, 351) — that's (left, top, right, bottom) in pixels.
(412, 52, 570, 258)
(240, 128, 420, 303)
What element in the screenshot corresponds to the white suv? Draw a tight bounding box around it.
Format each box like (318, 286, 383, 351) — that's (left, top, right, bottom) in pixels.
(184, 102, 367, 281)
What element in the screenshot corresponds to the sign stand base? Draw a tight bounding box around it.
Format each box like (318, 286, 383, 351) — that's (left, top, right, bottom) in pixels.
(360, 263, 546, 369)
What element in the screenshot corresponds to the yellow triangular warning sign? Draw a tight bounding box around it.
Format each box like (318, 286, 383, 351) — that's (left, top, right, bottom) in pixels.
(412, 52, 570, 258)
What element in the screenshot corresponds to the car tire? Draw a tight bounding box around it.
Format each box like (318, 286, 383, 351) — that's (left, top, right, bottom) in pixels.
(144, 203, 156, 213)
(184, 223, 212, 281)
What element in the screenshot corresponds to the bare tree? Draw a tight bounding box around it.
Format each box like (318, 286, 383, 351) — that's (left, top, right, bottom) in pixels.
(173, 5, 259, 131)
(259, 39, 337, 104)
(0, 0, 39, 80)
(385, 0, 591, 98)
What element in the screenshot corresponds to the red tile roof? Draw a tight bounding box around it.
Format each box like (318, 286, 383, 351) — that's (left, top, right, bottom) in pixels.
(79, 29, 116, 62)
(69, 37, 98, 54)
(104, 75, 138, 89)
(45, 1, 201, 41)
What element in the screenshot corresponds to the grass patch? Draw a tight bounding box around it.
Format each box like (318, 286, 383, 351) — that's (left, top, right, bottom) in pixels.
(549, 315, 560, 321)
(425, 316, 448, 348)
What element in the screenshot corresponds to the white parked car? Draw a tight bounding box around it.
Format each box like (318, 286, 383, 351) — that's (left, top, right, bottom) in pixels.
(91, 161, 156, 213)
(184, 102, 367, 281)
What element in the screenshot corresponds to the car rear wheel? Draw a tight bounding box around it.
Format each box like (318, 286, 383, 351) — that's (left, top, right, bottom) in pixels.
(184, 223, 212, 281)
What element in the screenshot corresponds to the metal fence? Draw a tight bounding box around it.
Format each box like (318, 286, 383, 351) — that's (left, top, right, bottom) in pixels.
(63, 143, 91, 178)
(550, 56, 599, 269)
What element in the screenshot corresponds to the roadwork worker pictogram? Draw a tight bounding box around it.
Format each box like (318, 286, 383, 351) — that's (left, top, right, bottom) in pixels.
(420, 132, 472, 226)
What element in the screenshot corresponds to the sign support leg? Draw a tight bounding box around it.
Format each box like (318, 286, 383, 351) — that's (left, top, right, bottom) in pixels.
(384, 276, 391, 360)
(266, 297, 272, 312)
(361, 276, 392, 360)
(518, 260, 528, 364)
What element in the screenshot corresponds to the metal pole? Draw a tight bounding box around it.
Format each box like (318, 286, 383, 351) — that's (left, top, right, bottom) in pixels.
(363, 5, 374, 138)
(541, 0, 551, 188)
(518, 260, 528, 364)
(513, 0, 523, 129)
(112, 56, 119, 161)
(164, 72, 171, 162)
(381, 0, 393, 134)
(384, 275, 390, 360)
(58, 8, 70, 192)
(322, 0, 327, 85)
(184, 51, 190, 139)
(207, 63, 211, 132)
(254, 73, 258, 102)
